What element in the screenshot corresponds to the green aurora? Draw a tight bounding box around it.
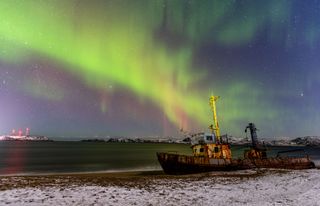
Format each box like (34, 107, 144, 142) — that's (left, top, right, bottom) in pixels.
(0, 0, 319, 137)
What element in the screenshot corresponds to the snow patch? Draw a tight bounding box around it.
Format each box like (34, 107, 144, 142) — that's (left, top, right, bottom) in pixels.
(0, 170, 319, 205)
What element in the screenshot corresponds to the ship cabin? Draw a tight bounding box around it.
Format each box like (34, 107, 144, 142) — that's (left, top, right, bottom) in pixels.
(191, 133, 232, 159)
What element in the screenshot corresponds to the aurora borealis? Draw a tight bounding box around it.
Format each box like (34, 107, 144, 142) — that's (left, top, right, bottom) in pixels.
(0, 0, 319, 138)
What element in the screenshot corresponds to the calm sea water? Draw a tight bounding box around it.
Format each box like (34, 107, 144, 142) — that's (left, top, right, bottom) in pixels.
(0, 141, 319, 175)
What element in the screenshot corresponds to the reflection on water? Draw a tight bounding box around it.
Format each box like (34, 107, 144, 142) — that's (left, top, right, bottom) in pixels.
(0, 141, 26, 174)
(0, 142, 319, 175)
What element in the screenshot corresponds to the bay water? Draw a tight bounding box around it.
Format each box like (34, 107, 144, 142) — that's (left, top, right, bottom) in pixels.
(0, 141, 319, 175)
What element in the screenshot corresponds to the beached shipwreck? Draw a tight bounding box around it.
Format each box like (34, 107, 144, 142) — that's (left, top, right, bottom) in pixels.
(157, 96, 315, 175)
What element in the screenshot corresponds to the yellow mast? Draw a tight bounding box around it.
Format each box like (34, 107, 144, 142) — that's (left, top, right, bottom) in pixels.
(209, 96, 221, 141)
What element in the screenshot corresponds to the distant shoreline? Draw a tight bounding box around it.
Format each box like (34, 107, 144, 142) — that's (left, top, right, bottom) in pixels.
(1, 139, 319, 147)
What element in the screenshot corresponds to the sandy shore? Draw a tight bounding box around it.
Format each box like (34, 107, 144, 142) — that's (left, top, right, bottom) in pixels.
(0, 169, 319, 205)
(0, 169, 262, 190)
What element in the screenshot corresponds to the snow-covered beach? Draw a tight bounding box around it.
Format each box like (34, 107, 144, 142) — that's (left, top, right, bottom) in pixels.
(0, 169, 319, 206)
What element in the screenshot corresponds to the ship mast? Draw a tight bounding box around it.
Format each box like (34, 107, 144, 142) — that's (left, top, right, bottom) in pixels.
(209, 96, 221, 141)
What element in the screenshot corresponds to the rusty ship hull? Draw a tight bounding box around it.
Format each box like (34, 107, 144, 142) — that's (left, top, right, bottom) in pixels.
(157, 152, 315, 175)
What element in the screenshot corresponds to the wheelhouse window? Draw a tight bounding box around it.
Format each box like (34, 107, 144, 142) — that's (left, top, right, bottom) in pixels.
(214, 147, 219, 153)
(206, 136, 213, 141)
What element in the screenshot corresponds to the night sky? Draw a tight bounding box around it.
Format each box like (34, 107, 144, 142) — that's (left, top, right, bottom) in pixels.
(0, 0, 319, 138)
